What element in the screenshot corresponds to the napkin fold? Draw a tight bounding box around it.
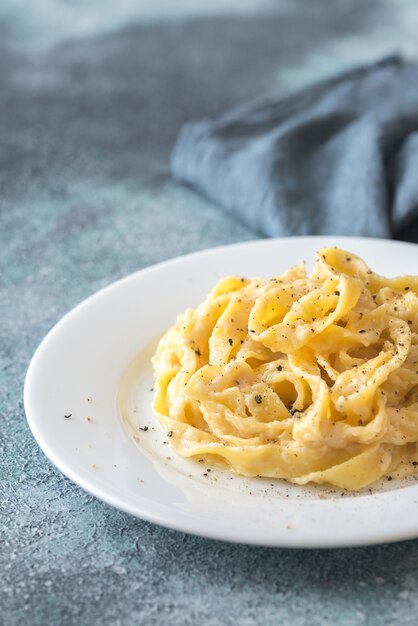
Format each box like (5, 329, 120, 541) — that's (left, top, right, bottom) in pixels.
(171, 56, 418, 241)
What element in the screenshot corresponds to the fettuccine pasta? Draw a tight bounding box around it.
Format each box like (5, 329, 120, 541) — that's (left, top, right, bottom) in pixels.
(152, 248, 418, 490)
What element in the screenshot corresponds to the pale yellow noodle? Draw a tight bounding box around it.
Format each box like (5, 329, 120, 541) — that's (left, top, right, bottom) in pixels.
(152, 248, 418, 490)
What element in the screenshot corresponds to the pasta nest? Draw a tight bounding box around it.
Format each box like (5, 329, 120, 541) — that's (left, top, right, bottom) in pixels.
(152, 248, 418, 490)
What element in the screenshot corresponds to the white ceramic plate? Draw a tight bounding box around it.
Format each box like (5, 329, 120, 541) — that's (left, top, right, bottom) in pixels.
(25, 236, 418, 548)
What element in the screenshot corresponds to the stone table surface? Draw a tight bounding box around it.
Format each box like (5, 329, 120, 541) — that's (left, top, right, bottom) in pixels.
(2, 1, 418, 624)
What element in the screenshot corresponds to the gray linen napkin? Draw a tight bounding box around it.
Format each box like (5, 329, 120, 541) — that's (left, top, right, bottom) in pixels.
(171, 56, 418, 241)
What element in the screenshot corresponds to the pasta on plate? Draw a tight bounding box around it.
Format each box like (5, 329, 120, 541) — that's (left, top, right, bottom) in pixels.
(152, 248, 418, 490)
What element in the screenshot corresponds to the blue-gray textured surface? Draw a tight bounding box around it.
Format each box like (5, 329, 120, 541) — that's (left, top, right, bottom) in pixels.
(2, 2, 418, 625)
